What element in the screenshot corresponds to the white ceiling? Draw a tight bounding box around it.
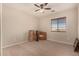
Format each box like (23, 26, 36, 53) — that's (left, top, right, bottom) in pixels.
(4, 3, 78, 18)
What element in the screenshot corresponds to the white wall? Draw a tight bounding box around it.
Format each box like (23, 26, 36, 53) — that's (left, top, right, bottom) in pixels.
(2, 4, 38, 47)
(0, 4, 1, 38)
(0, 3, 1, 55)
(78, 5, 79, 38)
(39, 7, 78, 45)
(0, 4, 1, 41)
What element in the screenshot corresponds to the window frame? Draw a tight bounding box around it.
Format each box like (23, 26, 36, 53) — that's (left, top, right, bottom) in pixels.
(51, 17, 66, 32)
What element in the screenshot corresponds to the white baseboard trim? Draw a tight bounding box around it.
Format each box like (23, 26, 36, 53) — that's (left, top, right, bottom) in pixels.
(48, 39, 73, 46)
(2, 41, 27, 48)
(2, 39, 73, 48)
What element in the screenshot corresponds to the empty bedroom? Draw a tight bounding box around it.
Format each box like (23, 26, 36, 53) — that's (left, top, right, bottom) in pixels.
(2, 3, 79, 56)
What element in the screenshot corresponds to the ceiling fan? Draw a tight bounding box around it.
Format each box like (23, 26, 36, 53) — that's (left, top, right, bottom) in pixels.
(34, 3, 55, 13)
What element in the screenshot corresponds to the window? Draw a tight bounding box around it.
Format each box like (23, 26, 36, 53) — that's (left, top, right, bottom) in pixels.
(51, 17, 66, 32)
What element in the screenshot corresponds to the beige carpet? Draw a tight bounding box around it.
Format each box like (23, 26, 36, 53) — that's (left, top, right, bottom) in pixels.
(3, 40, 79, 56)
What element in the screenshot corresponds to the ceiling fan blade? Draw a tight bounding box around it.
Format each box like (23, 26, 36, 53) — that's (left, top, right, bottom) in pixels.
(44, 8, 51, 10)
(40, 4, 44, 9)
(44, 3, 48, 6)
(34, 4, 40, 8)
(35, 9, 40, 12)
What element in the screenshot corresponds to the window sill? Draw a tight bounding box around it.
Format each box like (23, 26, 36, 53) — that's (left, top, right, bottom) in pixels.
(51, 31, 66, 32)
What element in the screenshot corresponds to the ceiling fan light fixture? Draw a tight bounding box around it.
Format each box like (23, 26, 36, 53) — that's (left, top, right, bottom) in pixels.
(40, 9, 44, 13)
(34, 3, 55, 13)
